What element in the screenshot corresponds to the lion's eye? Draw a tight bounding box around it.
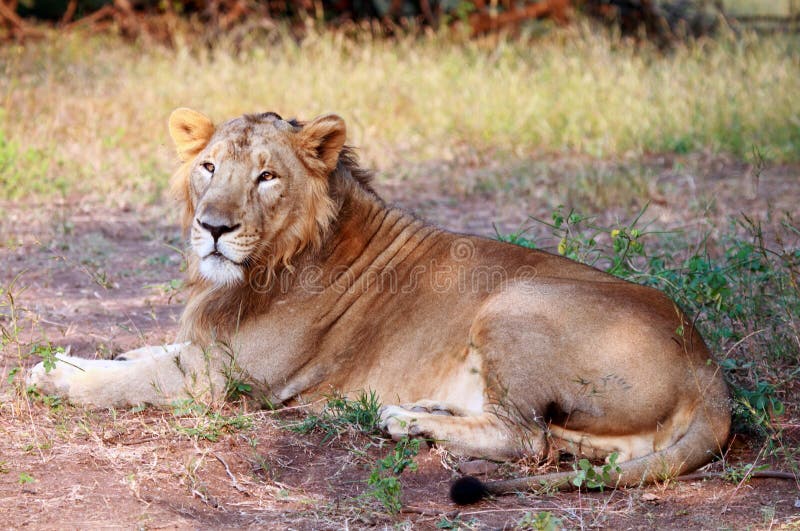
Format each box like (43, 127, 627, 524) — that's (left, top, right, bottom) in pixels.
(202, 162, 215, 173)
(257, 171, 275, 183)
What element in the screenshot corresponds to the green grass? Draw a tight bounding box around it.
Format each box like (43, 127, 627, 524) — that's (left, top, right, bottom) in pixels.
(1, 24, 799, 200)
(170, 398, 254, 441)
(0, 128, 62, 199)
(284, 392, 423, 515)
(287, 390, 382, 441)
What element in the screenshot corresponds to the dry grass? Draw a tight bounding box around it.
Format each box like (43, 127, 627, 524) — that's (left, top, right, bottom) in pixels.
(0, 24, 799, 203)
(723, 0, 798, 17)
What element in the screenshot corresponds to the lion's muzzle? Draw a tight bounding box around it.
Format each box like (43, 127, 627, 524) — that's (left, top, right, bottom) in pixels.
(193, 213, 249, 286)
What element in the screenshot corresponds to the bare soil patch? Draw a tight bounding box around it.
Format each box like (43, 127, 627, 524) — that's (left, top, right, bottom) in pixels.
(1, 155, 798, 529)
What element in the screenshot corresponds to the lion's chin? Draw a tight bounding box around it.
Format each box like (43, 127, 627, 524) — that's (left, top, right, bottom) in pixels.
(198, 255, 245, 287)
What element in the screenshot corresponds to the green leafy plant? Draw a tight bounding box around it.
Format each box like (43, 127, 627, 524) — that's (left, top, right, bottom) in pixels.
(734, 378, 785, 419)
(220, 358, 253, 402)
(517, 511, 563, 531)
(6, 366, 20, 385)
(225, 379, 253, 401)
(571, 452, 621, 490)
(364, 436, 420, 514)
(29, 343, 66, 373)
(26, 386, 63, 410)
(721, 462, 770, 483)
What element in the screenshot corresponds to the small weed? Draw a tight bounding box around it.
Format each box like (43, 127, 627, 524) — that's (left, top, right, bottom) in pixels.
(91, 270, 114, 289)
(29, 343, 66, 373)
(249, 451, 273, 482)
(436, 516, 459, 529)
(363, 436, 420, 514)
(18, 472, 35, 485)
(289, 390, 381, 442)
(0, 461, 8, 474)
(22, 439, 52, 452)
(27, 343, 84, 377)
(170, 399, 253, 442)
(721, 462, 770, 483)
(225, 379, 253, 401)
(145, 278, 184, 299)
(761, 505, 776, 525)
(6, 366, 20, 385)
(176, 413, 252, 441)
(517, 511, 563, 531)
(730, 376, 785, 432)
(436, 514, 479, 529)
(571, 452, 621, 490)
(26, 386, 63, 410)
(375, 436, 419, 475)
(1, 275, 27, 363)
(220, 356, 255, 402)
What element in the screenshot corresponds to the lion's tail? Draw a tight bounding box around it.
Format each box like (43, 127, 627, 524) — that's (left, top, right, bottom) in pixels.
(449, 400, 730, 505)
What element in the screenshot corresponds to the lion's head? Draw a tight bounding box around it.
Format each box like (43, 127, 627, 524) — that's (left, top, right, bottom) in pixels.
(168, 108, 347, 287)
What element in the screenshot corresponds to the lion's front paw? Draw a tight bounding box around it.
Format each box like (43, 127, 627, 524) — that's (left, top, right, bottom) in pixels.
(26, 356, 82, 397)
(114, 343, 189, 361)
(379, 405, 418, 440)
(401, 400, 456, 416)
(379, 403, 452, 441)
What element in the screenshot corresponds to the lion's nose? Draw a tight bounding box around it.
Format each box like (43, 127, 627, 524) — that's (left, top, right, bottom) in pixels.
(199, 220, 240, 242)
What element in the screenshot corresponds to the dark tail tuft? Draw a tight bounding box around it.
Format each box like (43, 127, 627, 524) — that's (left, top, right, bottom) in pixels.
(449, 476, 489, 505)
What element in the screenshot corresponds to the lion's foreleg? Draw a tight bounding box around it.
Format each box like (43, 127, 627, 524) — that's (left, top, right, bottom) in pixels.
(27, 343, 225, 408)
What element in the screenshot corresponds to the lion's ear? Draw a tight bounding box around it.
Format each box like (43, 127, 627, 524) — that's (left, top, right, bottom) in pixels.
(168, 108, 215, 162)
(297, 114, 346, 173)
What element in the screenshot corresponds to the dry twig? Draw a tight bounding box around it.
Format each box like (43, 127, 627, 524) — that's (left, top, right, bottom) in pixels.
(214, 452, 250, 495)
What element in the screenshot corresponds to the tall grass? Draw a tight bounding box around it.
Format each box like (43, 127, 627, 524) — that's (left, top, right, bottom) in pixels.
(723, 0, 797, 17)
(0, 24, 798, 200)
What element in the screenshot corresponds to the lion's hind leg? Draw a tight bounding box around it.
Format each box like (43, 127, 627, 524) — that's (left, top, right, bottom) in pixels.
(378, 402, 543, 461)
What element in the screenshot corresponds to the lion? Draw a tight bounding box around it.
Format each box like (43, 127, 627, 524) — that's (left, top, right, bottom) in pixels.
(28, 109, 730, 502)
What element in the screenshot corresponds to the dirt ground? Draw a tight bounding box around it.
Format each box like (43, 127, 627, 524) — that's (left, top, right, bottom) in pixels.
(1, 155, 799, 529)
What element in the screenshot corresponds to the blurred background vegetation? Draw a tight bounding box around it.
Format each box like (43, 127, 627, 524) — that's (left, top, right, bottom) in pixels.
(2, 0, 799, 42)
(1, 0, 799, 201)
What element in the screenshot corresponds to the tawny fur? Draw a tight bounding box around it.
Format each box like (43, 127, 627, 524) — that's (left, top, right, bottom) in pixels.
(29, 109, 731, 494)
